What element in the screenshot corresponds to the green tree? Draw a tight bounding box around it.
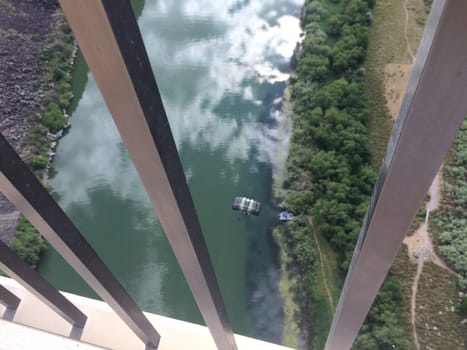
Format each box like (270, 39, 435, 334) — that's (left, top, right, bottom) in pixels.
(327, 15, 346, 37)
(306, 1, 327, 22)
(459, 298, 467, 315)
(284, 190, 314, 215)
(331, 37, 365, 73)
(298, 54, 330, 82)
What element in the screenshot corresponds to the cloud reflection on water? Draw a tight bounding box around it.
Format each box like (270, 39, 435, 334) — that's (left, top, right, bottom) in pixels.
(54, 0, 302, 209)
(141, 0, 301, 149)
(48, 0, 303, 337)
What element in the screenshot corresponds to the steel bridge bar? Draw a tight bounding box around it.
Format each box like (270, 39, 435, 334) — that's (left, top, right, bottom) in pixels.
(0, 241, 86, 326)
(0, 134, 160, 348)
(325, 0, 467, 348)
(0, 284, 20, 310)
(57, 1, 237, 349)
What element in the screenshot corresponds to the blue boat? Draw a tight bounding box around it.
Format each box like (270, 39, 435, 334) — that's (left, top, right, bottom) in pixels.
(279, 211, 293, 221)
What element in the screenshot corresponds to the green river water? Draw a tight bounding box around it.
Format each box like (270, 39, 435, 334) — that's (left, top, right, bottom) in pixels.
(39, 0, 303, 342)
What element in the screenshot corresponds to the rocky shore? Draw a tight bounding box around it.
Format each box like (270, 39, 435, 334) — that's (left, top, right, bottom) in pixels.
(0, 0, 64, 244)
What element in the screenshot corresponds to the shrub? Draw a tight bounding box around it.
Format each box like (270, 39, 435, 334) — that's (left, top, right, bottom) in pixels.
(459, 297, 467, 315)
(284, 190, 314, 215)
(41, 103, 67, 133)
(39, 48, 54, 61)
(53, 67, 67, 81)
(11, 216, 48, 266)
(30, 155, 48, 170)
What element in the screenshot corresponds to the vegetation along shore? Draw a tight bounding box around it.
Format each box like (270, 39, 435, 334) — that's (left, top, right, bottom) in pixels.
(274, 0, 466, 349)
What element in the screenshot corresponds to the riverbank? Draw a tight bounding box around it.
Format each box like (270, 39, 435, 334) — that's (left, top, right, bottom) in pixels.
(274, 0, 466, 349)
(0, 0, 75, 263)
(273, 0, 413, 348)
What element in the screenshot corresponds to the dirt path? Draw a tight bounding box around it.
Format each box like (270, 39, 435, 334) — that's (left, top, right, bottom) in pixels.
(403, 171, 459, 350)
(404, 0, 415, 62)
(309, 218, 335, 314)
(410, 257, 423, 350)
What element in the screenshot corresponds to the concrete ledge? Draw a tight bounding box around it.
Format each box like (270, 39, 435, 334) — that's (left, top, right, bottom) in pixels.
(0, 319, 104, 350)
(0, 276, 294, 350)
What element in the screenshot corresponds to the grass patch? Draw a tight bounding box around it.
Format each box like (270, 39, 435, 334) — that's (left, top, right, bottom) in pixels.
(391, 245, 418, 350)
(364, 0, 427, 165)
(430, 121, 467, 288)
(416, 262, 467, 349)
(406, 0, 428, 50)
(364, 0, 401, 166)
(278, 250, 302, 349)
(311, 227, 342, 350)
(315, 228, 342, 305)
(273, 224, 313, 348)
(440, 148, 457, 204)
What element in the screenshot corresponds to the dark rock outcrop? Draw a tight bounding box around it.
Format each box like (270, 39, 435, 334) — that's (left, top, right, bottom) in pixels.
(0, 0, 60, 243)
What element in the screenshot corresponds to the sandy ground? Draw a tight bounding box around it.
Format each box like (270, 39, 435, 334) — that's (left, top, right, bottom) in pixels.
(404, 173, 445, 264)
(404, 171, 457, 272)
(384, 63, 412, 120)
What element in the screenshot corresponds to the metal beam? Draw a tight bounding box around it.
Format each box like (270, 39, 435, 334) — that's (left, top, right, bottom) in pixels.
(0, 242, 86, 326)
(0, 284, 20, 310)
(0, 134, 160, 348)
(325, 0, 467, 348)
(57, 1, 237, 349)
